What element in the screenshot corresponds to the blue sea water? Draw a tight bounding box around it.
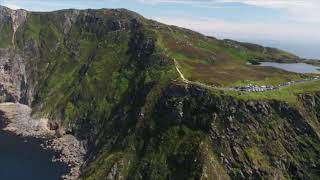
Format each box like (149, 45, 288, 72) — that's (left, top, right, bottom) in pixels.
(0, 116, 69, 180)
(259, 62, 320, 74)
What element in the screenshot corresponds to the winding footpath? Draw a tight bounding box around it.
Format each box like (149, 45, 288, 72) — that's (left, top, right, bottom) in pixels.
(174, 59, 189, 83)
(174, 59, 234, 91)
(174, 59, 320, 92)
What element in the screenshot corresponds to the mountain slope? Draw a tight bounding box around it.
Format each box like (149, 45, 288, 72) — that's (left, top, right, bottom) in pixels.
(0, 6, 319, 179)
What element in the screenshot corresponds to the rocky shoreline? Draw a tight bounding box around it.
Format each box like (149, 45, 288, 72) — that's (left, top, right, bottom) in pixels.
(0, 103, 86, 180)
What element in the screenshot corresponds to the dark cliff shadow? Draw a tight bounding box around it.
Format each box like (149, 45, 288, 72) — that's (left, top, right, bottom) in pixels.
(0, 110, 8, 129)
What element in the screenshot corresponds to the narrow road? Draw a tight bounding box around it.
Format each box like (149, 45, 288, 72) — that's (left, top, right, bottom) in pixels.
(173, 59, 320, 92)
(174, 59, 188, 83)
(174, 59, 233, 91)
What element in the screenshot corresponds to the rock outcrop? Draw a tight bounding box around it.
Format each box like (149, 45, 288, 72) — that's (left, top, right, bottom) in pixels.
(154, 84, 320, 179)
(0, 5, 319, 180)
(0, 48, 28, 103)
(0, 6, 29, 104)
(0, 103, 86, 180)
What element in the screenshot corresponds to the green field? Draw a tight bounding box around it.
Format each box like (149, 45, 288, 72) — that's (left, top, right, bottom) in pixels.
(223, 80, 320, 104)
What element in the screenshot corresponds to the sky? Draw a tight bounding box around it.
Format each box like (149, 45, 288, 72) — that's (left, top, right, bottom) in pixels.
(1, 0, 320, 59)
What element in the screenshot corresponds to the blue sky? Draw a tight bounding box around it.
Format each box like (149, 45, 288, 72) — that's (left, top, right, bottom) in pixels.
(1, 0, 320, 59)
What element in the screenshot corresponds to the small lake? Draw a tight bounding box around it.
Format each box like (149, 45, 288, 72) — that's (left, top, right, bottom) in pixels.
(0, 116, 69, 180)
(259, 62, 320, 74)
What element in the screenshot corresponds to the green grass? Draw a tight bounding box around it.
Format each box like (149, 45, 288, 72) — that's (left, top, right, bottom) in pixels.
(23, 14, 41, 45)
(222, 80, 320, 104)
(8, 8, 320, 180)
(244, 147, 271, 171)
(229, 73, 312, 87)
(155, 26, 311, 89)
(223, 47, 253, 61)
(0, 22, 13, 48)
(161, 25, 319, 104)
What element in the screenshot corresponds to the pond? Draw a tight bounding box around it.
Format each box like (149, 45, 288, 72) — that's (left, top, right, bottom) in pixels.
(0, 116, 69, 180)
(259, 62, 320, 74)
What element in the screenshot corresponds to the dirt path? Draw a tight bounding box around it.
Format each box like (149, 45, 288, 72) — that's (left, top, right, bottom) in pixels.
(173, 59, 320, 92)
(174, 59, 233, 91)
(174, 59, 188, 83)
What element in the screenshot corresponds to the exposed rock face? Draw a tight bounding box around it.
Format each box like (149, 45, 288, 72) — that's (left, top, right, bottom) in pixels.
(0, 49, 27, 103)
(0, 5, 319, 180)
(0, 6, 27, 38)
(10, 9, 28, 45)
(0, 6, 12, 24)
(0, 6, 28, 104)
(63, 9, 80, 34)
(154, 84, 320, 179)
(0, 103, 53, 137)
(50, 135, 86, 180)
(0, 103, 86, 180)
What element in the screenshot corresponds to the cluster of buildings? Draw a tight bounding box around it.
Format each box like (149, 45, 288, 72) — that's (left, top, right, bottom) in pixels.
(234, 85, 276, 92)
(234, 76, 320, 92)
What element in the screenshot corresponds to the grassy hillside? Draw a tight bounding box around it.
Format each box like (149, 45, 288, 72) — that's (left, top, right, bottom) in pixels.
(1, 6, 319, 179)
(12, 8, 308, 119)
(154, 25, 315, 87)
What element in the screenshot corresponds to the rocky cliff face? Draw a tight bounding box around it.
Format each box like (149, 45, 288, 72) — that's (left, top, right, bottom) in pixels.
(0, 6, 29, 103)
(0, 48, 27, 103)
(81, 82, 320, 179)
(0, 6, 319, 180)
(148, 84, 320, 179)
